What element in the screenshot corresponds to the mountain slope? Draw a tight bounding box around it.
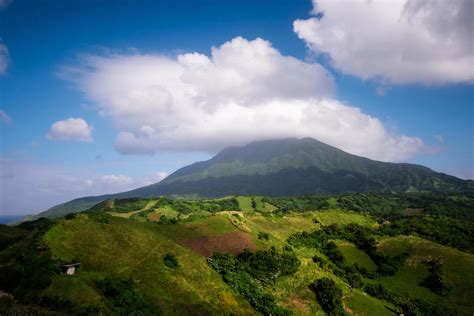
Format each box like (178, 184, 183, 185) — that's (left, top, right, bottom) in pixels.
(31, 137, 472, 219)
(133, 137, 471, 196)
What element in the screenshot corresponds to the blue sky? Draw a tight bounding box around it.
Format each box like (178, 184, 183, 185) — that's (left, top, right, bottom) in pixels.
(0, 0, 473, 215)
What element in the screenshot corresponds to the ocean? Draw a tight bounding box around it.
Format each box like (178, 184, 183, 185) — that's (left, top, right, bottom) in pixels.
(0, 215, 24, 225)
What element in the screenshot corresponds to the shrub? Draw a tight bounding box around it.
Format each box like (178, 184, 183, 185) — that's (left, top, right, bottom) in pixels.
(258, 232, 269, 241)
(96, 277, 157, 315)
(64, 213, 77, 220)
(208, 248, 298, 316)
(420, 258, 452, 296)
(251, 198, 257, 210)
(363, 283, 393, 301)
(310, 278, 345, 316)
(88, 211, 110, 224)
(163, 253, 179, 269)
(237, 248, 300, 283)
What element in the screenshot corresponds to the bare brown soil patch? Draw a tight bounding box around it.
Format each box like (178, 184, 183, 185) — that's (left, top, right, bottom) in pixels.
(179, 231, 256, 256)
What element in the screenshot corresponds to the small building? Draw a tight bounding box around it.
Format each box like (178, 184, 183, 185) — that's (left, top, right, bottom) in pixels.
(60, 263, 81, 275)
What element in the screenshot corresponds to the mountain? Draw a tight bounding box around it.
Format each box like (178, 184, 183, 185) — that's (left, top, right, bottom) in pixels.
(30, 137, 473, 219)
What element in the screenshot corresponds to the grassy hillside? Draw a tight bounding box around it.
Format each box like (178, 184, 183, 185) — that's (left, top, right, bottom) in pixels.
(1, 195, 473, 315)
(44, 215, 254, 315)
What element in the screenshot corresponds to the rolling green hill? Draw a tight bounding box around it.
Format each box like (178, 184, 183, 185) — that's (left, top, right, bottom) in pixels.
(27, 138, 473, 221)
(1, 195, 473, 315)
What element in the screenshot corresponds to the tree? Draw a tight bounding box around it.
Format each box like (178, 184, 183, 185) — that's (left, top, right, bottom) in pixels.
(310, 278, 345, 316)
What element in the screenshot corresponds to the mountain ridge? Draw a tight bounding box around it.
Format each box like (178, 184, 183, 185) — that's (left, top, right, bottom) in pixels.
(25, 137, 473, 220)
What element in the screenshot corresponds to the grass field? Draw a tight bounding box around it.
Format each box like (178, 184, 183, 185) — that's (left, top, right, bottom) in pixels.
(378, 235, 474, 315)
(345, 290, 396, 316)
(236, 196, 254, 212)
(315, 210, 377, 227)
(33, 197, 474, 315)
(236, 196, 277, 213)
(334, 240, 377, 272)
(44, 214, 255, 315)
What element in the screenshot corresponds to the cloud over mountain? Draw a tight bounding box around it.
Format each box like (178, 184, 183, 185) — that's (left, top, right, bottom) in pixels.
(294, 0, 474, 85)
(64, 37, 425, 161)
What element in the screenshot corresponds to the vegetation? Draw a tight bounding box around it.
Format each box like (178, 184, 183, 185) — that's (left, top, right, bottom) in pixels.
(288, 224, 408, 277)
(96, 277, 157, 315)
(264, 195, 329, 213)
(0, 218, 58, 305)
(257, 231, 269, 241)
(28, 138, 473, 221)
(310, 278, 346, 316)
(379, 215, 474, 253)
(163, 253, 179, 269)
(419, 258, 452, 296)
(1, 193, 473, 315)
(0, 224, 26, 251)
(208, 248, 299, 315)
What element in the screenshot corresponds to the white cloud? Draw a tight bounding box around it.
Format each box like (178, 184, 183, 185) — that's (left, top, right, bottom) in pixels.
(0, 154, 169, 215)
(0, 109, 11, 124)
(63, 36, 425, 161)
(46, 117, 93, 142)
(100, 174, 134, 187)
(0, 42, 9, 74)
(294, 0, 474, 85)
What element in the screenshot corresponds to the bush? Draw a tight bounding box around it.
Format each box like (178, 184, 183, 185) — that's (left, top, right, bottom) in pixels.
(258, 232, 269, 241)
(88, 211, 110, 224)
(163, 253, 179, 269)
(208, 248, 298, 316)
(251, 198, 257, 210)
(96, 277, 157, 315)
(237, 248, 300, 284)
(363, 283, 393, 301)
(64, 213, 77, 220)
(420, 258, 452, 296)
(222, 270, 291, 316)
(310, 278, 345, 316)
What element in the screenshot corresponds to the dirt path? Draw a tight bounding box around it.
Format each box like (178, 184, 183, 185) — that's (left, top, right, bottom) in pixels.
(118, 241, 164, 274)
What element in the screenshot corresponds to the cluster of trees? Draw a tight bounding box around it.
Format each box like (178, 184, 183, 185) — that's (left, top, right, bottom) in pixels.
(0, 225, 27, 252)
(0, 218, 57, 303)
(288, 223, 408, 277)
(208, 247, 299, 315)
(379, 216, 474, 253)
(363, 283, 457, 316)
(420, 258, 452, 296)
(333, 193, 474, 222)
(310, 278, 345, 316)
(169, 197, 240, 214)
(96, 277, 158, 315)
(266, 193, 474, 222)
(0, 218, 74, 313)
(289, 222, 461, 316)
(264, 196, 329, 213)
